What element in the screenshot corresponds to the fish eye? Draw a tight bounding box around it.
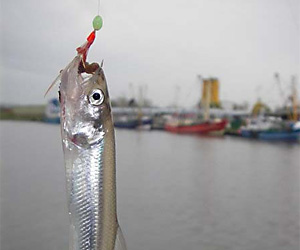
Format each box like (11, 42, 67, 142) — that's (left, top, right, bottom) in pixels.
(88, 89, 104, 106)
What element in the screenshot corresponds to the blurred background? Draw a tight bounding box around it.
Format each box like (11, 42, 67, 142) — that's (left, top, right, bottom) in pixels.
(0, 0, 299, 250)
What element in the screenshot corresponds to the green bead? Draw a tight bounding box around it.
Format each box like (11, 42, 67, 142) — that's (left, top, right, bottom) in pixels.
(93, 15, 103, 31)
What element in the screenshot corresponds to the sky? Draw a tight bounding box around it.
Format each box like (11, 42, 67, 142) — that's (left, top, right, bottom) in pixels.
(0, 0, 299, 108)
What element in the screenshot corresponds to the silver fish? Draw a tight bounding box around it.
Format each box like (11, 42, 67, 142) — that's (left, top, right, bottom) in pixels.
(58, 55, 126, 250)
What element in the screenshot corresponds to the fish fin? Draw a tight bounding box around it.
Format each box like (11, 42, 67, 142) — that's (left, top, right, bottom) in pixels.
(44, 72, 62, 97)
(114, 225, 127, 250)
(45, 56, 79, 97)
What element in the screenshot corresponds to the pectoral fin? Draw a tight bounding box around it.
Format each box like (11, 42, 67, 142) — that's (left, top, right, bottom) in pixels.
(44, 72, 62, 97)
(114, 226, 127, 250)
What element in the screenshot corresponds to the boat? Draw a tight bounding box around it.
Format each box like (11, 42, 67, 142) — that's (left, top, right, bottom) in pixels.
(258, 129, 300, 141)
(151, 114, 171, 130)
(44, 98, 60, 124)
(114, 85, 153, 130)
(114, 116, 139, 129)
(241, 126, 300, 141)
(165, 76, 227, 134)
(114, 115, 152, 129)
(136, 116, 153, 130)
(240, 76, 300, 142)
(224, 116, 244, 136)
(240, 117, 300, 141)
(165, 119, 227, 134)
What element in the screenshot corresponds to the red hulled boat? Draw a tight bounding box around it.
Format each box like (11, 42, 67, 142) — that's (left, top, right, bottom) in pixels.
(165, 119, 227, 134)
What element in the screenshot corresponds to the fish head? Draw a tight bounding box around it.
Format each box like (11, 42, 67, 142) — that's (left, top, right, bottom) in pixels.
(60, 56, 112, 148)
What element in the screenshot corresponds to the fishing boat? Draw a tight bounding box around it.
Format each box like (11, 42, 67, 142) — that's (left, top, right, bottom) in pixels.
(136, 116, 153, 130)
(241, 118, 300, 141)
(151, 114, 171, 130)
(114, 116, 139, 129)
(114, 85, 153, 130)
(114, 115, 152, 129)
(44, 98, 60, 124)
(258, 128, 300, 141)
(165, 77, 227, 134)
(165, 118, 227, 134)
(241, 76, 299, 142)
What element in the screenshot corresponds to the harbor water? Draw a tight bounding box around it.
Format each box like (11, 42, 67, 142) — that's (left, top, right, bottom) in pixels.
(0, 121, 299, 250)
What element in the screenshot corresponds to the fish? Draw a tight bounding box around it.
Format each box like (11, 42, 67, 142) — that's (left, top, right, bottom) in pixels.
(57, 54, 127, 250)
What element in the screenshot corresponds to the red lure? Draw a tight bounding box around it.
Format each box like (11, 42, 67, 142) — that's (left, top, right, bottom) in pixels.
(76, 31, 96, 62)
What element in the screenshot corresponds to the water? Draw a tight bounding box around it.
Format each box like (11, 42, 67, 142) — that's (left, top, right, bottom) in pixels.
(0, 121, 299, 250)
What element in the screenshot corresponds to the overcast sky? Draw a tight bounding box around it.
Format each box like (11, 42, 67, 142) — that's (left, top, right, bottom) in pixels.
(0, 0, 299, 108)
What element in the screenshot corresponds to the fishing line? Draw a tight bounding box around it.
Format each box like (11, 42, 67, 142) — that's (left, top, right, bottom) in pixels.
(97, 0, 100, 15)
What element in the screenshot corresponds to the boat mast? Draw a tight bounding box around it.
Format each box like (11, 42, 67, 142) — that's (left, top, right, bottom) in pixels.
(292, 75, 298, 121)
(137, 85, 144, 124)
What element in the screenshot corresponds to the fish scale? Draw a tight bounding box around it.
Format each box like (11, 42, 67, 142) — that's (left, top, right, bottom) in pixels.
(68, 146, 104, 250)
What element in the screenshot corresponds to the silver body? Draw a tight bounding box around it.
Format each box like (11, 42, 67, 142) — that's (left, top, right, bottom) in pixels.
(59, 56, 125, 250)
